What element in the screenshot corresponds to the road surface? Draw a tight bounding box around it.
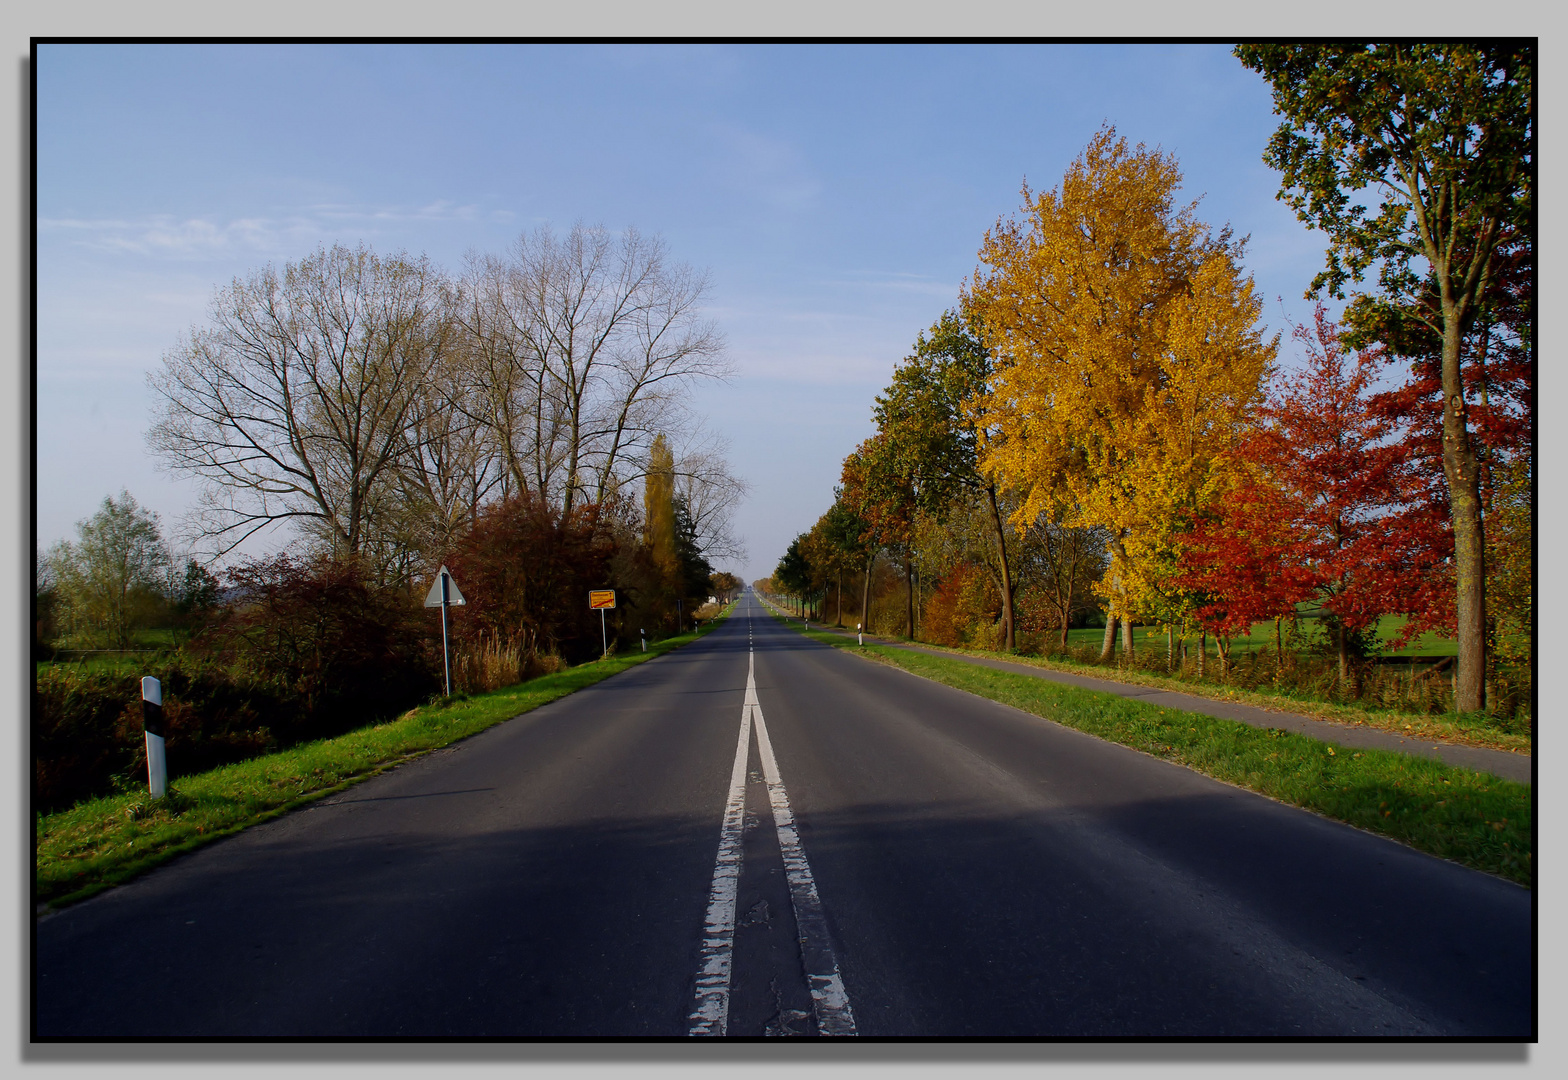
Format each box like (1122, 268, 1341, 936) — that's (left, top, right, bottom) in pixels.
(34, 593, 1532, 1037)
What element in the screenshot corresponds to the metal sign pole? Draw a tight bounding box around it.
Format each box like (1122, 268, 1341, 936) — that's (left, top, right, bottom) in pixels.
(441, 572, 452, 697)
(601, 607, 608, 658)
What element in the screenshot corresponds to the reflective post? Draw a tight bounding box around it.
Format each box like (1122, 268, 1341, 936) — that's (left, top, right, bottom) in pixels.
(141, 676, 166, 798)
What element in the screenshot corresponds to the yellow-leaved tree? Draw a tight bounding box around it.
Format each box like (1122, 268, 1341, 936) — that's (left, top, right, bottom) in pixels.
(644, 433, 678, 587)
(963, 128, 1276, 658)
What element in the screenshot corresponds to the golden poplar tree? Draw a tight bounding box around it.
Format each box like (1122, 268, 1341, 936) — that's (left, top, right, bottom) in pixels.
(644, 433, 678, 588)
(963, 128, 1276, 636)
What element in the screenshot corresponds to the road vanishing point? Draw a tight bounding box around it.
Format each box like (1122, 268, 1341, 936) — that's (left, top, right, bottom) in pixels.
(35, 592, 1532, 1037)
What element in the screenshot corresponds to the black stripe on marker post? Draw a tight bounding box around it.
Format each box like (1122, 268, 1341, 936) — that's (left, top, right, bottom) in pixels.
(141, 676, 167, 798)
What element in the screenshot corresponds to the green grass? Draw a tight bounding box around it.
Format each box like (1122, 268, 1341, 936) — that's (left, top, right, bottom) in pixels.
(35, 606, 733, 911)
(761, 607, 1530, 887)
(1054, 614, 1457, 658)
(876, 635, 1529, 754)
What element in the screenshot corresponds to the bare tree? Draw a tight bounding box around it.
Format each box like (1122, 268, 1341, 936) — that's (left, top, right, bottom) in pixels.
(369, 336, 508, 586)
(491, 223, 729, 514)
(148, 243, 451, 559)
(454, 249, 566, 501)
(670, 431, 750, 563)
(1012, 515, 1109, 650)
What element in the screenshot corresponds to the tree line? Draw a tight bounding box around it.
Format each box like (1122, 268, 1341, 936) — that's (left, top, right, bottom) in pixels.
(768, 45, 1531, 720)
(146, 223, 744, 578)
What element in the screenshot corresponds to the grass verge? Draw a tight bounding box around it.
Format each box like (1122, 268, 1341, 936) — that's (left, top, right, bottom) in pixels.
(763, 608, 1530, 888)
(36, 609, 732, 912)
(918, 640, 1525, 753)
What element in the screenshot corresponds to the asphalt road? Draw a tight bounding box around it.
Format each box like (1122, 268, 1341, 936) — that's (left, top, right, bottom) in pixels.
(34, 592, 1533, 1037)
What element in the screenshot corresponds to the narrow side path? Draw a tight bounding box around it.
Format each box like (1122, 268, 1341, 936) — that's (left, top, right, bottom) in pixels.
(761, 605, 1530, 786)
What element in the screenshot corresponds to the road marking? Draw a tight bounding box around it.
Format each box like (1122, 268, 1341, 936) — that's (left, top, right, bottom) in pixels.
(691, 627, 856, 1037)
(752, 666, 858, 1036)
(687, 653, 754, 1036)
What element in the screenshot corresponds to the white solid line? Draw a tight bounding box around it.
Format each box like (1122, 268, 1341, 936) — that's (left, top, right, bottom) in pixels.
(687, 653, 755, 1036)
(752, 673, 858, 1036)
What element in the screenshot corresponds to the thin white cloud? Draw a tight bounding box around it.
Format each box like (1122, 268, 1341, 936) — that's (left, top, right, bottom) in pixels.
(38, 199, 514, 259)
(817, 270, 963, 298)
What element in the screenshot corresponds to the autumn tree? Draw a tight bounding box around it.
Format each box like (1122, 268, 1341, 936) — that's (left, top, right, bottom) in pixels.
(709, 571, 742, 603)
(840, 434, 917, 636)
(874, 311, 1019, 650)
(1363, 229, 1533, 703)
(1181, 307, 1440, 682)
(964, 127, 1275, 658)
(774, 535, 815, 617)
(1235, 43, 1532, 712)
(815, 495, 878, 623)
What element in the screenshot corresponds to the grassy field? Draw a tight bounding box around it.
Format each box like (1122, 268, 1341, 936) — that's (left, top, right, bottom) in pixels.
(35, 605, 733, 911)
(991, 614, 1458, 659)
(759, 603, 1529, 887)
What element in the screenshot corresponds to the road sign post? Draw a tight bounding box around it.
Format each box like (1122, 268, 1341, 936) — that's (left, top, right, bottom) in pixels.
(424, 566, 467, 697)
(589, 590, 616, 658)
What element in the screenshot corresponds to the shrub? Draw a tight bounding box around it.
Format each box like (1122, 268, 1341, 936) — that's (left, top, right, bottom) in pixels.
(199, 554, 440, 739)
(33, 656, 290, 813)
(444, 492, 620, 666)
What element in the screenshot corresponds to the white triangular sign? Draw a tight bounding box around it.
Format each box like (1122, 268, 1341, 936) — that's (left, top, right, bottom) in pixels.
(424, 565, 466, 607)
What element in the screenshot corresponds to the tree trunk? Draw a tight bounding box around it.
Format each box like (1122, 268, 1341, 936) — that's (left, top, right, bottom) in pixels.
(905, 553, 914, 640)
(861, 550, 875, 634)
(986, 485, 1016, 652)
(1198, 631, 1206, 678)
(1099, 617, 1118, 663)
(1431, 242, 1492, 713)
(837, 572, 843, 627)
(1337, 621, 1349, 685)
(1442, 319, 1487, 712)
(1121, 617, 1134, 657)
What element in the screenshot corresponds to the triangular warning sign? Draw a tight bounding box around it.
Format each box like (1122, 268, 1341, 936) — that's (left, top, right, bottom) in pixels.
(424, 565, 466, 607)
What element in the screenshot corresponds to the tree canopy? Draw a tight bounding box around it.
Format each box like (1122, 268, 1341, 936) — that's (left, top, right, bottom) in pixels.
(1235, 42, 1532, 713)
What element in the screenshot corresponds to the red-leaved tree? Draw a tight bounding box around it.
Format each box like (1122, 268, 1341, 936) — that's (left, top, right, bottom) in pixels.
(1182, 305, 1447, 680)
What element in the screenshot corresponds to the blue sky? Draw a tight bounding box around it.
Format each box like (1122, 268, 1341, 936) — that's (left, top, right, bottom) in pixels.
(37, 42, 1338, 582)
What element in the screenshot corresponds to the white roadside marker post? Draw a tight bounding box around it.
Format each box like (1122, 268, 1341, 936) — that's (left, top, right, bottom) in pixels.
(141, 676, 167, 799)
(857, 622, 863, 646)
(641, 628, 647, 653)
